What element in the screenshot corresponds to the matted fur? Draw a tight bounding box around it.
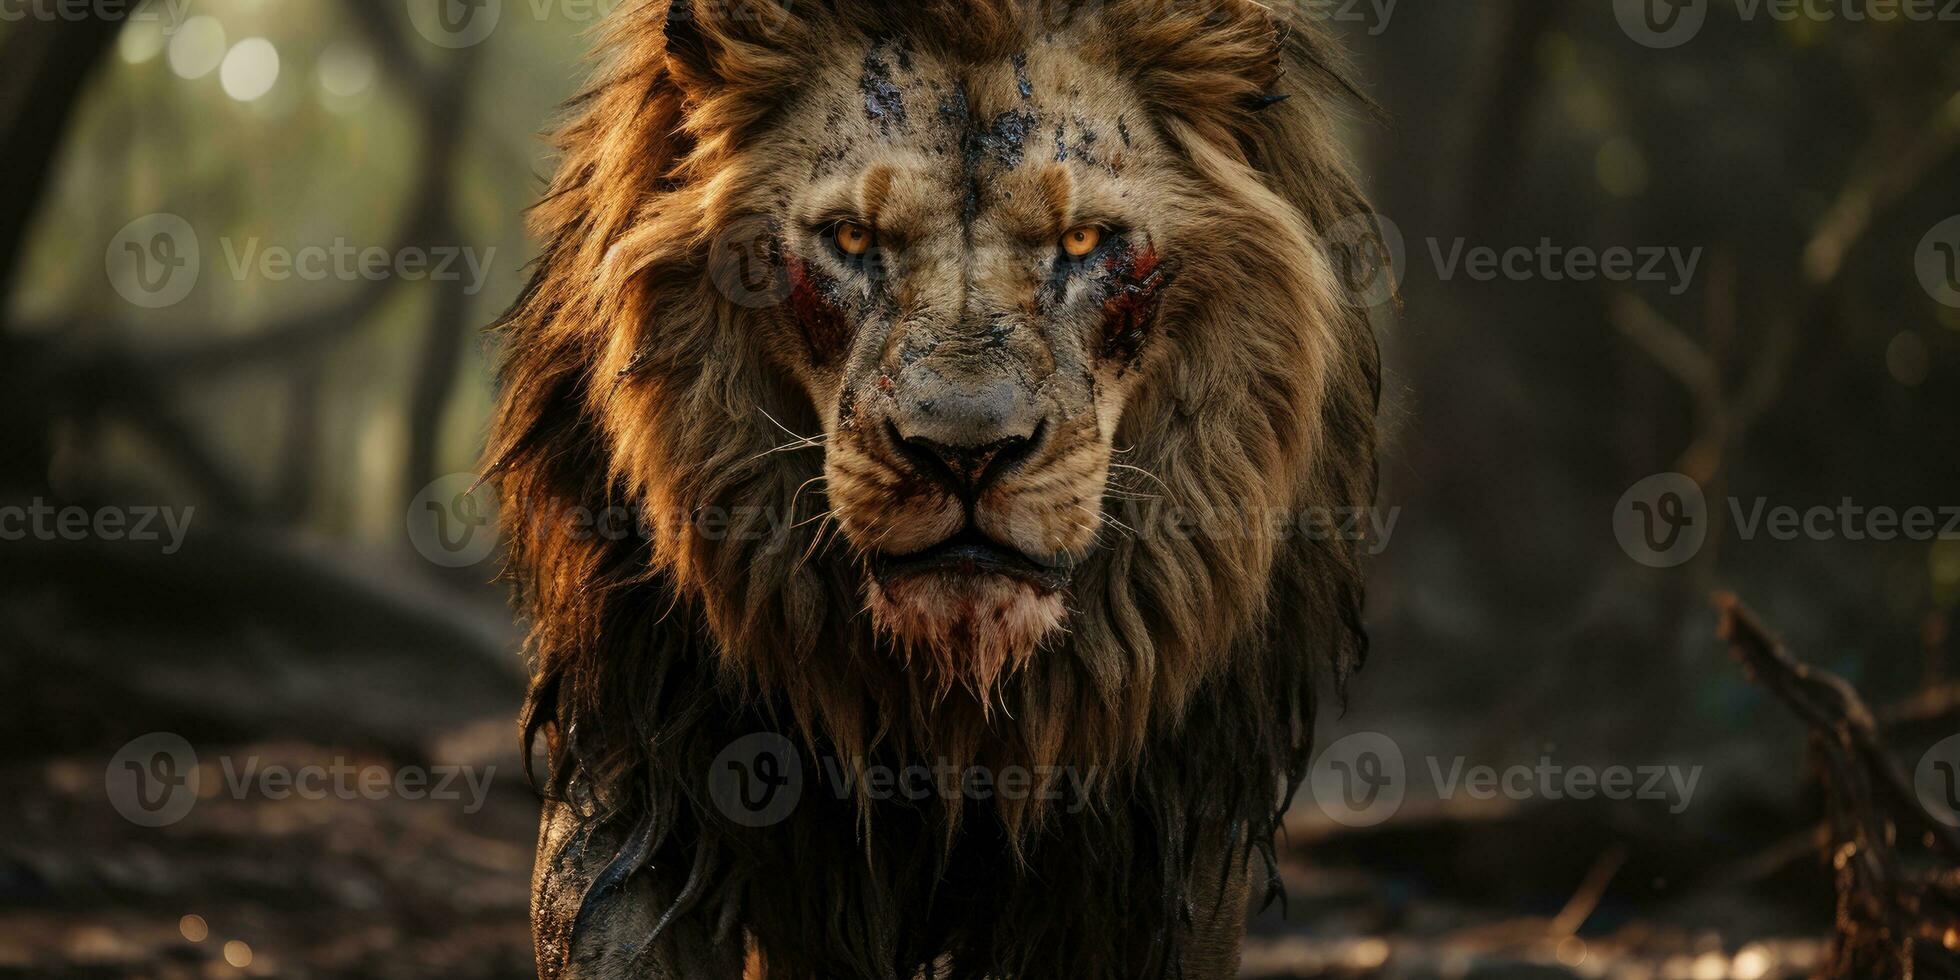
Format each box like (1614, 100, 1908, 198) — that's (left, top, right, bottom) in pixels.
(488, 1, 1381, 977)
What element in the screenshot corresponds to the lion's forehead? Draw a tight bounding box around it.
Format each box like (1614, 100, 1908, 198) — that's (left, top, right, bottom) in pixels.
(789, 36, 1148, 216)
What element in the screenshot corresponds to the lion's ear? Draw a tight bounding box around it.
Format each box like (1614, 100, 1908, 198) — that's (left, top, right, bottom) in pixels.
(1095, 0, 1288, 150)
(661, 0, 714, 84)
(661, 0, 804, 97)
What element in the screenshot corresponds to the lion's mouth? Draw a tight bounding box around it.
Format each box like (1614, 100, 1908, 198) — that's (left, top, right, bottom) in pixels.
(870, 527, 1071, 593)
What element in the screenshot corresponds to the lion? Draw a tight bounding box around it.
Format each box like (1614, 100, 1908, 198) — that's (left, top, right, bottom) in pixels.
(485, 0, 1382, 976)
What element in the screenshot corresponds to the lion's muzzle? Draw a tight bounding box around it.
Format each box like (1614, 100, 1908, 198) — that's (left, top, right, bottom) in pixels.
(829, 312, 1101, 684)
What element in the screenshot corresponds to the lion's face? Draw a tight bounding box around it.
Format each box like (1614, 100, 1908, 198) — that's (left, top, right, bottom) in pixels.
(744, 38, 1200, 683)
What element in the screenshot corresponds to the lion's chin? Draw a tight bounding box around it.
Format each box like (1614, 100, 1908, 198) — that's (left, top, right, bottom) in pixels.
(867, 572, 1067, 696)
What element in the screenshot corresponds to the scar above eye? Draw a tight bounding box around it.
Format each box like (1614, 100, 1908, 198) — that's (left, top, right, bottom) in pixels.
(860, 53, 909, 132)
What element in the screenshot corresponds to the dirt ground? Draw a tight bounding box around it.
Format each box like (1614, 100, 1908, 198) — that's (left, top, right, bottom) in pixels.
(0, 557, 1846, 979)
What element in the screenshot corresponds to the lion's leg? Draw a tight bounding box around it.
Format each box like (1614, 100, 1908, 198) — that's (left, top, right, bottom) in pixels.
(532, 799, 745, 980)
(1176, 834, 1256, 979)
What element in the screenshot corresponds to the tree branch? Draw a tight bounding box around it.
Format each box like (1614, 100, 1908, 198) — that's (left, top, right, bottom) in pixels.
(1716, 594, 1960, 978)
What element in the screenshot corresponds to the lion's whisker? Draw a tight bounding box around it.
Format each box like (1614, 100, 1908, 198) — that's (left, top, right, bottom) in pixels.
(791, 516, 834, 574)
(746, 439, 825, 465)
(758, 406, 824, 443)
(789, 474, 829, 512)
(1079, 503, 1137, 542)
(1107, 462, 1171, 497)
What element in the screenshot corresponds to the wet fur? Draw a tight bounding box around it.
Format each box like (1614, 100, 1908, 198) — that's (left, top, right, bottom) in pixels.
(488, 1, 1381, 977)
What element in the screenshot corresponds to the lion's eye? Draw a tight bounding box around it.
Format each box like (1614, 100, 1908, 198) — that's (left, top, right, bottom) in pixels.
(1061, 225, 1103, 258)
(835, 222, 875, 257)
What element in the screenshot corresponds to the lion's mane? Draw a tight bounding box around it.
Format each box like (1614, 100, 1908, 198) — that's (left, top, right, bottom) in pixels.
(487, 2, 1380, 977)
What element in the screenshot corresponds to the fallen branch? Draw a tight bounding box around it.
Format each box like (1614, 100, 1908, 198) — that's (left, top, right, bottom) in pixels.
(1716, 593, 1960, 979)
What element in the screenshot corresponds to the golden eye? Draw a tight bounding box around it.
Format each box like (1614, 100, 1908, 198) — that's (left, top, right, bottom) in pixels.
(1061, 225, 1102, 258)
(835, 222, 874, 256)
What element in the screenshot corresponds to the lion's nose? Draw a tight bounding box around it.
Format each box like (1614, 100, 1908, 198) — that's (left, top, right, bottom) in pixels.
(888, 379, 1042, 496)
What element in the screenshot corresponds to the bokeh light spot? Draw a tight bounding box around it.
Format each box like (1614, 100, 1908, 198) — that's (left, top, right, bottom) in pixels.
(119, 20, 166, 65)
(167, 17, 227, 80)
(1887, 331, 1930, 387)
(220, 38, 281, 103)
(317, 43, 377, 99)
